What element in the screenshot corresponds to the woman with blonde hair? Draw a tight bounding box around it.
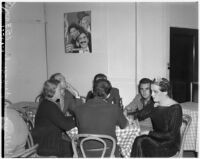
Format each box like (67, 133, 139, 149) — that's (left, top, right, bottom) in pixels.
(32, 79, 75, 157)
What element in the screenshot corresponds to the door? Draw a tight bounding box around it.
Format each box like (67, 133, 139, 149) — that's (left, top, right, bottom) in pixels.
(169, 27, 198, 103)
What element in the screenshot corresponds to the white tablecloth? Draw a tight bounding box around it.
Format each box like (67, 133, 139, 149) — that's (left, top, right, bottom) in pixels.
(181, 102, 198, 152)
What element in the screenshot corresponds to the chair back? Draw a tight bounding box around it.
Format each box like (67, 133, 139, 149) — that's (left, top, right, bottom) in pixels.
(171, 114, 192, 158)
(72, 134, 116, 158)
(10, 143, 39, 158)
(16, 109, 35, 131)
(178, 114, 192, 157)
(8, 101, 38, 129)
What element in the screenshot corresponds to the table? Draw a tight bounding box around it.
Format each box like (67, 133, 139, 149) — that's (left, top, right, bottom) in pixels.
(66, 121, 140, 157)
(181, 102, 198, 152)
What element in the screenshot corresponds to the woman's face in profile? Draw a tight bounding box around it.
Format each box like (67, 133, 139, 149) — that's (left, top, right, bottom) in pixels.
(151, 84, 165, 103)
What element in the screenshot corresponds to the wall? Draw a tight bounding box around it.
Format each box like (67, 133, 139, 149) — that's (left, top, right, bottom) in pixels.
(45, 2, 136, 105)
(5, 2, 198, 105)
(5, 3, 47, 102)
(136, 2, 198, 82)
(137, 3, 168, 82)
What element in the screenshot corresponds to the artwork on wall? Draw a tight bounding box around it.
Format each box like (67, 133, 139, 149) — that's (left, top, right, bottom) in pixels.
(64, 10, 92, 53)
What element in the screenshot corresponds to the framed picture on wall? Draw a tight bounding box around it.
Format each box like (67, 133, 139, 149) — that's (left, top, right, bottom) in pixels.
(64, 10, 92, 53)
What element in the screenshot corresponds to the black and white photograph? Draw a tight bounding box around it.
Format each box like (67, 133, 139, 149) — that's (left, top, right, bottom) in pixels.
(64, 11, 92, 53)
(2, 1, 199, 158)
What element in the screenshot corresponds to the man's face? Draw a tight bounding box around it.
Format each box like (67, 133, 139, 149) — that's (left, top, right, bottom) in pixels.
(139, 83, 151, 99)
(69, 27, 80, 40)
(78, 33, 89, 49)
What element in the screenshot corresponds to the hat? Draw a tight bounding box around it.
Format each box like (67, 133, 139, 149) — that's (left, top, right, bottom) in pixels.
(77, 11, 89, 21)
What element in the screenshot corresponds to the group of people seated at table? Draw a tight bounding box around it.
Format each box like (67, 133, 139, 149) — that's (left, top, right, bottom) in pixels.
(7, 72, 182, 157)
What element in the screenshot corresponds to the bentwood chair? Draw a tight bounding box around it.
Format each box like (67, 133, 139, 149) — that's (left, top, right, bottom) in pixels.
(72, 134, 116, 158)
(172, 114, 192, 157)
(8, 101, 39, 129)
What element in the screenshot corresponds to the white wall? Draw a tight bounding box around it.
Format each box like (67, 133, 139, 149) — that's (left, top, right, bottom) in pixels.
(137, 3, 168, 82)
(5, 2, 198, 105)
(45, 3, 136, 105)
(5, 3, 47, 102)
(136, 2, 198, 82)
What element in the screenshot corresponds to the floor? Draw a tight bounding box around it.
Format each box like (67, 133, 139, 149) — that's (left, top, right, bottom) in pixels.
(183, 151, 198, 157)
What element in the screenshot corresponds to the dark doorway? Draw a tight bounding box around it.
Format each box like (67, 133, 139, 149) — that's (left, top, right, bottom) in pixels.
(169, 27, 198, 103)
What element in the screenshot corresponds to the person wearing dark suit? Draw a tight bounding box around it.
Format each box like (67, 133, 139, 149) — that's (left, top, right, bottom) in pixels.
(86, 73, 121, 107)
(74, 79, 128, 157)
(31, 79, 76, 157)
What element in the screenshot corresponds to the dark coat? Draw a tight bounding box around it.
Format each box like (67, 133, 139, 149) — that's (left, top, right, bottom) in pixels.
(74, 97, 127, 157)
(31, 99, 76, 157)
(86, 87, 121, 106)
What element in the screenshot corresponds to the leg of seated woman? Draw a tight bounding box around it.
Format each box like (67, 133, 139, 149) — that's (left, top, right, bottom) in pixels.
(131, 135, 177, 157)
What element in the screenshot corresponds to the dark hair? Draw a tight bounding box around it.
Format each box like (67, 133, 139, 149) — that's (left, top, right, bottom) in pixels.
(92, 73, 108, 90)
(138, 78, 152, 94)
(49, 73, 62, 81)
(93, 79, 112, 99)
(67, 23, 84, 34)
(76, 29, 89, 41)
(152, 78, 172, 97)
(94, 73, 107, 82)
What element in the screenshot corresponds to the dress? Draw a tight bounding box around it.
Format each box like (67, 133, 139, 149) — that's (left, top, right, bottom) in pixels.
(86, 87, 121, 106)
(131, 104, 182, 157)
(31, 99, 76, 157)
(74, 97, 127, 157)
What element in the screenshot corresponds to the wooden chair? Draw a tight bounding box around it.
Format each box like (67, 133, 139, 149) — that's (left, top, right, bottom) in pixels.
(72, 134, 116, 158)
(172, 114, 192, 157)
(8, 101, 38, 129)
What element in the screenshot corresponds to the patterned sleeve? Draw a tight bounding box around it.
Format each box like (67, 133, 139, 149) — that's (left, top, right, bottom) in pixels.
(148, 104, 182, 140)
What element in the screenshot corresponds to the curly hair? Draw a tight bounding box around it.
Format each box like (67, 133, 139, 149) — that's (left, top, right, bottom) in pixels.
(67, 23, 84, 34)
(152, 78, 172, 97)
(36, 79, 60, 103)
